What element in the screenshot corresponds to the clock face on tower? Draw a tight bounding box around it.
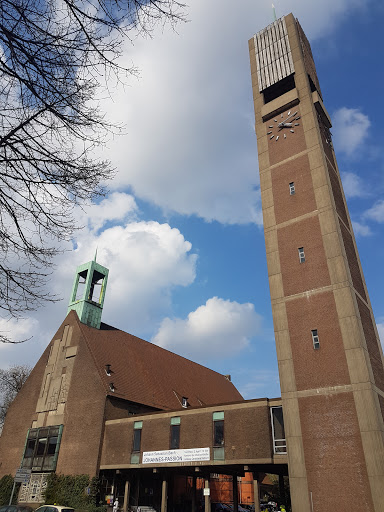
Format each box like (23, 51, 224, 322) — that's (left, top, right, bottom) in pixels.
(266, 109, 301, 142)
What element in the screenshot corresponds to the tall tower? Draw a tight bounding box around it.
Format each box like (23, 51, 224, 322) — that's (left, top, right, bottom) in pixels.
(249, 14, 384, 511)
(67, 256, 109, 329)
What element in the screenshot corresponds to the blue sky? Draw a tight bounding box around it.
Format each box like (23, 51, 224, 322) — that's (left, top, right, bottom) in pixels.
(1, 0, 384, 400)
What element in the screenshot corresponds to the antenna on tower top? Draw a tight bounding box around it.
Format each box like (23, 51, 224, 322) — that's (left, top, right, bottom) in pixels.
(272, 3, 277, 21)
(94, 247, 98, 262)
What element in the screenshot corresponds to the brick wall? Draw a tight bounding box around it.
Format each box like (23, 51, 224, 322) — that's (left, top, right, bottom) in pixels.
(286, 291, 350, 391)
(277, 215, 331, 296)
(356, 296, 384, 393)
(326, 161, 349, 228)
(339, 221, 367, 301)
(0, 345, 50, 478)
(299, 393, 373, 511)
(272, 154, 317, 225)
(55, 325, 107, 476)
(100, 402, 275, 467)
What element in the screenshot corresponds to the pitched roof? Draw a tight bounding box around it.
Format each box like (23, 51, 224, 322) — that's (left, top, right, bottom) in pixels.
(74, 312, 243, 410)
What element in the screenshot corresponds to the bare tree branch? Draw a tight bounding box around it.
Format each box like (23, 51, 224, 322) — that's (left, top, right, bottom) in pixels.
(0, 365, 31, 428)
(0, 0, 186, 341)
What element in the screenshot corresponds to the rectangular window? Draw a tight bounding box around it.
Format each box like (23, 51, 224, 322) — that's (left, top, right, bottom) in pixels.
(170, 424, 180, 449)
(298, 247, 305, 263)
(132, 429, 141, 452)
(47, 436, 58, 455)
(131, 421, 142, 463)
(21, 425, 62, 471)
(36, 438, 47, 456)
(25, 439, 36, 458)
(289, 182, 295, 195)
(213, 412, 224, 447)
(311, 329, 320, 350)
(213, 412, 225, 461)
(270, 406, 287, 454)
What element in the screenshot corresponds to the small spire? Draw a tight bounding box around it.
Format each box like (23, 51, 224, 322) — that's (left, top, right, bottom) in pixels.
(94, 247, 98, 262)
(272, 3, 277, 21)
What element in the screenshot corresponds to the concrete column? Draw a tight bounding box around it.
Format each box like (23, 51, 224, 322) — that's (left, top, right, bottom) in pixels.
(253, 475, 260, 512)
(123, 480, 130, 512)
(134, 476, 140, 507)
(204, 478, 210, 512)
(161, 477, 168, 512)
(191, 476, 196, 512)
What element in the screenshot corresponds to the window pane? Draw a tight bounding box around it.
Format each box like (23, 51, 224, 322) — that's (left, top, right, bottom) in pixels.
(134, 421, 143, 430)
(47, 436, 58, 455)
(214, 420, 224, 446)
(25, 439, 36, 458)
(212, 411, 224, 421)
(36, 438, 47, 456)
(170, 424, 180, 450)
(133, 429, 141, 452)
(170, 416, 180, 426)
(271, 407, 285, 440)
(213, 447, 225, 461)
(43, 455, 55, 470)
(130, 453, 140, 464)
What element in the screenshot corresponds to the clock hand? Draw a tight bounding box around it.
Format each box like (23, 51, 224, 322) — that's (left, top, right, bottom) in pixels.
(278, 122, 293, 129)
(279, 111, 298, 125)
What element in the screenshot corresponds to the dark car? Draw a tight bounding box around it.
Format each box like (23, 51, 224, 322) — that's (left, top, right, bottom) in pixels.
(0, 506, 33, 512)
(212, 505, 232, 512)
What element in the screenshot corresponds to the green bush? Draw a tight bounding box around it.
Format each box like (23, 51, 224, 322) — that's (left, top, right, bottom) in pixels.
(44, 474, 105, 512)
(0, 475, 19, 505)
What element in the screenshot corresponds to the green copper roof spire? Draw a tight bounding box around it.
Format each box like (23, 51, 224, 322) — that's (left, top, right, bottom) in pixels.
(272, 3, 277, 21)
(67, 257, 109, 329)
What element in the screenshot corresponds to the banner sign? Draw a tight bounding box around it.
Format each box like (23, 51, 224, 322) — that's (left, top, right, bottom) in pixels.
(142, 447, 210, 464)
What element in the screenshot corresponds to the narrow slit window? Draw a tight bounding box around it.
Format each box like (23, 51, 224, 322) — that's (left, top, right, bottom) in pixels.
(132, 421, 143, 452)
(289, 182, 295, 195)
(311, 329, 320, 350)
(170, 417, 180, 450)
(213, 411, 225, 460)
(298, 247, 305, 263)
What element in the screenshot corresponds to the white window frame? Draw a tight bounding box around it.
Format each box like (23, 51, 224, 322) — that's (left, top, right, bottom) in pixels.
(270, 406, 287, 454)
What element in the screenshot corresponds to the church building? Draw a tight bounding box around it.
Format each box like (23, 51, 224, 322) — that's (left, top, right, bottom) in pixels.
(1, 11, 384, 512)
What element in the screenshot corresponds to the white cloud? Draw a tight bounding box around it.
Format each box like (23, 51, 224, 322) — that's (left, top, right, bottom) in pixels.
(332, 108, 370, 157)
(0, 317, 48, 371)
(95, 0, 371, 226)
(79, 192, 138, 232)
(341, 172, 369, 199)
(363, 200, 384, 224)
(152, 297, 262, 361)
(1, 194, 198, 365)
(0, 317, 39, 344)
(55, 218, 198, 335)
(352, 220, 372, 237)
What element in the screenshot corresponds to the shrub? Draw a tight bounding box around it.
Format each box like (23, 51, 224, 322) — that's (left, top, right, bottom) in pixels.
(44, 474, 105, 512)
(0, 475, 20, 505)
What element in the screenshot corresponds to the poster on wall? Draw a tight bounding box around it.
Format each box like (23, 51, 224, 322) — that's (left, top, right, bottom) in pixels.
(142, 447, 210, 464)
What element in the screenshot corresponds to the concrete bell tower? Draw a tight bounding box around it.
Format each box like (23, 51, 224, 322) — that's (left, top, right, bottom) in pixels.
(249, 13, 384, 511)
(67, 255, 109, 329)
